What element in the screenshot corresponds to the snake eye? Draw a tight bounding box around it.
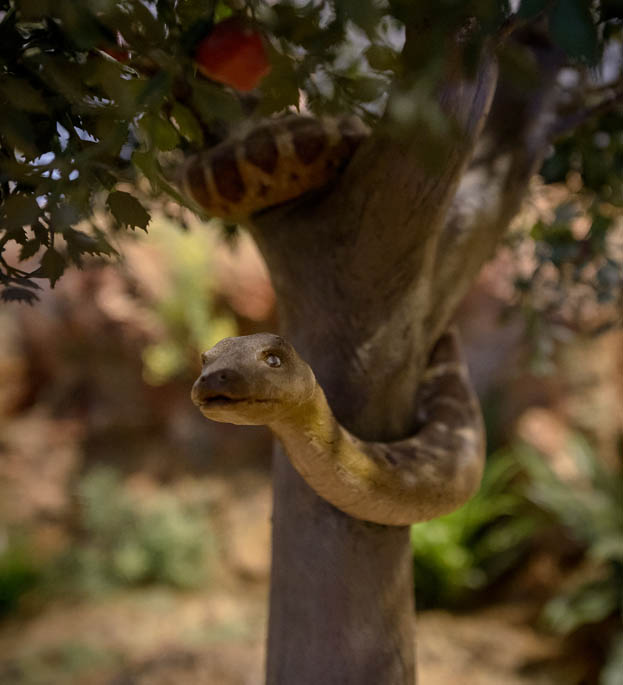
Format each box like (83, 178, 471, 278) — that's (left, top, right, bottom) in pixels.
(265, 354, 281, 368)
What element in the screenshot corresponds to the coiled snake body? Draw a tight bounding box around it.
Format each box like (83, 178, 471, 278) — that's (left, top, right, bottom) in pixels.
(185, 117, 486, 526)
(181, 114, 368, 219)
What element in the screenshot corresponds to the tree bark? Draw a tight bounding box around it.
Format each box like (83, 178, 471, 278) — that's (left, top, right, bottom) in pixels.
(248, 32, 566, 685)
(252, 214, 427, 683)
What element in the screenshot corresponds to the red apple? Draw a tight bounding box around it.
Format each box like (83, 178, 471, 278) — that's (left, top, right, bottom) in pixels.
(195, 18, 271, 92)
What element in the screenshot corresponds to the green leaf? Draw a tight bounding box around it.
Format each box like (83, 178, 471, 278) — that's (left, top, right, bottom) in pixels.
(336, 0, 381, 35)
(88, 59, 143, 117)
(40, 247, 66, 287)
(16, 0, 53, 20)
(517, 0, 548, 18)
(33, 220, 50, 247)
(0, 110, 40, 159)
(0, 287, 39, 305)
(138, 113, 180, 151)
(131, 150, 189, 206)
(4, 227, 28, 245)
(50, 202, 81, 229)
(64, 228, 115, 262)
(131, 149, 161, 189)
(344, 75, 387, 103)
(1, 194, 41, 229)
(365, 45, 399, 72)
(258, 47, 301, 113)
(0, 77, 49, 114)
(107, 190, 150, 231)
(57, 2, 104, 50)
(19, 239, 41, 261)
(137, 71, 172, 110)
(175, 0, 216, 28)
(543, 578, 619, 634)
(190, 80, 243, 124)
(39, 57, 89, 108)
(170, 102, 204, 145)
(549, 0, 599, 64)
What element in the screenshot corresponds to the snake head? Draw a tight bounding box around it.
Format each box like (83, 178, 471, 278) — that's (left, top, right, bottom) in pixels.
(192, 333, 315, 426)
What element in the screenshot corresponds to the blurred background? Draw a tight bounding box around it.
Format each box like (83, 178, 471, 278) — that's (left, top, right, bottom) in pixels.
(0, 178, 621, 684)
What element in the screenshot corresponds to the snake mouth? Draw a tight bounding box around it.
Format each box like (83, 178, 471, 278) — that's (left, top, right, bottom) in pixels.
(198, 394, 246, 408)
(202, 394, 241, 404)
(198, 394, 273, 409)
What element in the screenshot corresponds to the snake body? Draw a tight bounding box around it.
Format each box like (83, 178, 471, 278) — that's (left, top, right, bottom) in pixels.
(184, 116, 485, 525)
(192, 332, 485, 526)
(180, 114, 369, 219)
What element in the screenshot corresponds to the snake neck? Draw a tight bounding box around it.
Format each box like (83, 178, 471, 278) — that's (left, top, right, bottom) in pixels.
(265, 356, 485, 527)
(270, 383, 339, 451)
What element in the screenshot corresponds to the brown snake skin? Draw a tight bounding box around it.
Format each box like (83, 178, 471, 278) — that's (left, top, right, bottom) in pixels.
(181, 114, 369, 219)
(186, 117, 486, 525)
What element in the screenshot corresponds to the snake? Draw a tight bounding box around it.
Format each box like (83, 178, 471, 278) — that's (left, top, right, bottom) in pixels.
(182, 117, 486, 526)
(191, 332, 485, 526)
(180, 114, 369, 219)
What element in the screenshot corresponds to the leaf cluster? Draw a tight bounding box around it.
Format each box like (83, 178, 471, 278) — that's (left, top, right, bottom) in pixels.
(411, 452, 535, 608)
(519, 437, 623, 681)
(0, 0, 619, 301)
(0, 0, 237, 302)
(412, 434, 623, 685)
(56, 467, 212, 592)
(511, 104, 623, 360)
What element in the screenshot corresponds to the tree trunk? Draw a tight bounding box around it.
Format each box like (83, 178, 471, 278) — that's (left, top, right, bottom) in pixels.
(248, 32, 565, 685)
(252, 211, 434, 682)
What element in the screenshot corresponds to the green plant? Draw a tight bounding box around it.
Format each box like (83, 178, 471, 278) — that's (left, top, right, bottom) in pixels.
(518, 436, 623, 680)
(601, 632, 623, 685)
(0, 533, 40, 616)
(410, 452, 536, 608)
(0, 642, 122, 685)
(60, 467, 211, 594)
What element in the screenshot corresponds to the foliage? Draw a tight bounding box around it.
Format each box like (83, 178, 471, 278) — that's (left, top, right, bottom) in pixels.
(512, 114, 623, 355)
(57, 467, 212, 593)
(0, 643, 121, 685)
(410, 451, 536, 608)
(0, 0, 619, 302)
(518, 438, 623, 636)
(519, 437, 623, 684)
(412, 434, 622, 679)
(510, 21, 623, 350)
(0, 533, 40, 615)
(601, 632, 623, 685)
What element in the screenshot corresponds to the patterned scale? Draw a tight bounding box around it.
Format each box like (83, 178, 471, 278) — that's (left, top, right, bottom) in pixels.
(181, 115, 369, 219)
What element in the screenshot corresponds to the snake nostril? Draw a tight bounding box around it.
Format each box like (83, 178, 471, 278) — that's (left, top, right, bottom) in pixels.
(199, 370, 233, 386)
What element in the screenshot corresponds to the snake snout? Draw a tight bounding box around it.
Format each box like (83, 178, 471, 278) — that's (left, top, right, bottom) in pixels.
(192, 367, 248, 404)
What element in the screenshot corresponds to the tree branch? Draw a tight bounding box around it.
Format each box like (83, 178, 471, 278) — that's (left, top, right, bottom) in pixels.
(496, 12, 530, 43)
(425, 32, 568, 343)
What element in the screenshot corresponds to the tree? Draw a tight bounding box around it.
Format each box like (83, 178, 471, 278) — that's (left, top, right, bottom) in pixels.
(1, 1, 621, 683)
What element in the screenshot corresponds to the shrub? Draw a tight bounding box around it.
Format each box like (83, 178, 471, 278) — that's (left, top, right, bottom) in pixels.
(59, 467, 211, 593)
(519, 437, 623, 683)
(410, 452, 536, 608)
(0, 533, 40, 616)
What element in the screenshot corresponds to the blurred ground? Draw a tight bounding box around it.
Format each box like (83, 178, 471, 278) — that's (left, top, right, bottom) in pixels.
(0, 214, 621, 685)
